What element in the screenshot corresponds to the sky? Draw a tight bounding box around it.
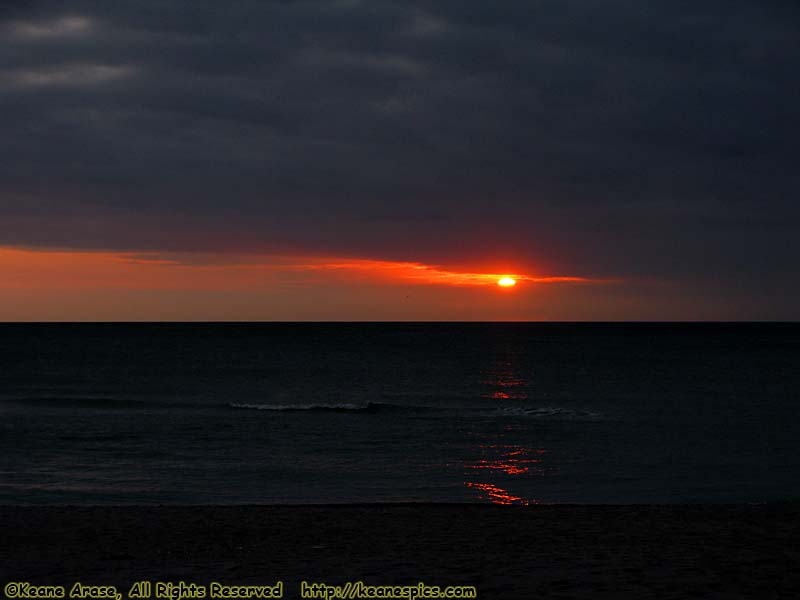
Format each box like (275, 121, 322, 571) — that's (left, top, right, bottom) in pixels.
(1, 0, 798, 321)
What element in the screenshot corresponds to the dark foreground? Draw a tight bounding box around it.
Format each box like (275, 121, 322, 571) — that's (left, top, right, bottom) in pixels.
(1, 504, 798, 599)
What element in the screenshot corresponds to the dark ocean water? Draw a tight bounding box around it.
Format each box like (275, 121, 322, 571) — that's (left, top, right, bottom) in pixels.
(1, 323, 798, 505)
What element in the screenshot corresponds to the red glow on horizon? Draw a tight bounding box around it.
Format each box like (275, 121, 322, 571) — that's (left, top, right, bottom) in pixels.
(0, 246, 608, 320)
(0, 247, 596, 290)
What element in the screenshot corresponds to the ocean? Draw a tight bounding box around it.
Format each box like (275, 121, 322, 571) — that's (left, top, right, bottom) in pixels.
(1, 323, 798, 505)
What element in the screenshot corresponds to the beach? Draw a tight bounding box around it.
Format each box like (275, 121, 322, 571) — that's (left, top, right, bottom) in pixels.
(2, 504, 798, 599)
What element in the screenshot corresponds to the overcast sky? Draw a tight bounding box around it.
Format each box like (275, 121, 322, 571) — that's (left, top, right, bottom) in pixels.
(1, 1, 798, 319)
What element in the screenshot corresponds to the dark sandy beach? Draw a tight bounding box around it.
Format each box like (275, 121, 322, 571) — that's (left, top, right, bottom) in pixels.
(1, 504, 798, 599)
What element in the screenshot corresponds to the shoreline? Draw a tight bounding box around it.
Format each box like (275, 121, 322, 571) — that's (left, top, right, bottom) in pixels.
(2, 503, 798, 598)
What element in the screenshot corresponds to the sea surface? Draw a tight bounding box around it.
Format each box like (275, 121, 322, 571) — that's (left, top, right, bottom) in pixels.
(1, 323, 798, 505)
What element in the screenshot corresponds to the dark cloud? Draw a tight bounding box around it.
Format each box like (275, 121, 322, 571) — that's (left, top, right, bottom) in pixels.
(1, 0, 798, 315)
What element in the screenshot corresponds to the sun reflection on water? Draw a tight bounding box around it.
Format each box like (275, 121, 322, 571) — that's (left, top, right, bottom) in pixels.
(464, 481, 533, 505)
(466, 444, 546, 476)
(481, 361, 529, 400)
(463, 441, 547, 505)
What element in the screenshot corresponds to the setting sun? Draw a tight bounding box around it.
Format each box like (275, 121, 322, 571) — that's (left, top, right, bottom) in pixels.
(498, 277, 517, 287)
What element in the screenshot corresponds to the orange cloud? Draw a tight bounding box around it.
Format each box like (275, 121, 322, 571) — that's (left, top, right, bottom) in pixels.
(302, 258, 595, 286)
(0, 247, 597, 291)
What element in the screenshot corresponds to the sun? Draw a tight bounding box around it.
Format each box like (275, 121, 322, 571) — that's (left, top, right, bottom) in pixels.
(498, 277, 516, 287)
